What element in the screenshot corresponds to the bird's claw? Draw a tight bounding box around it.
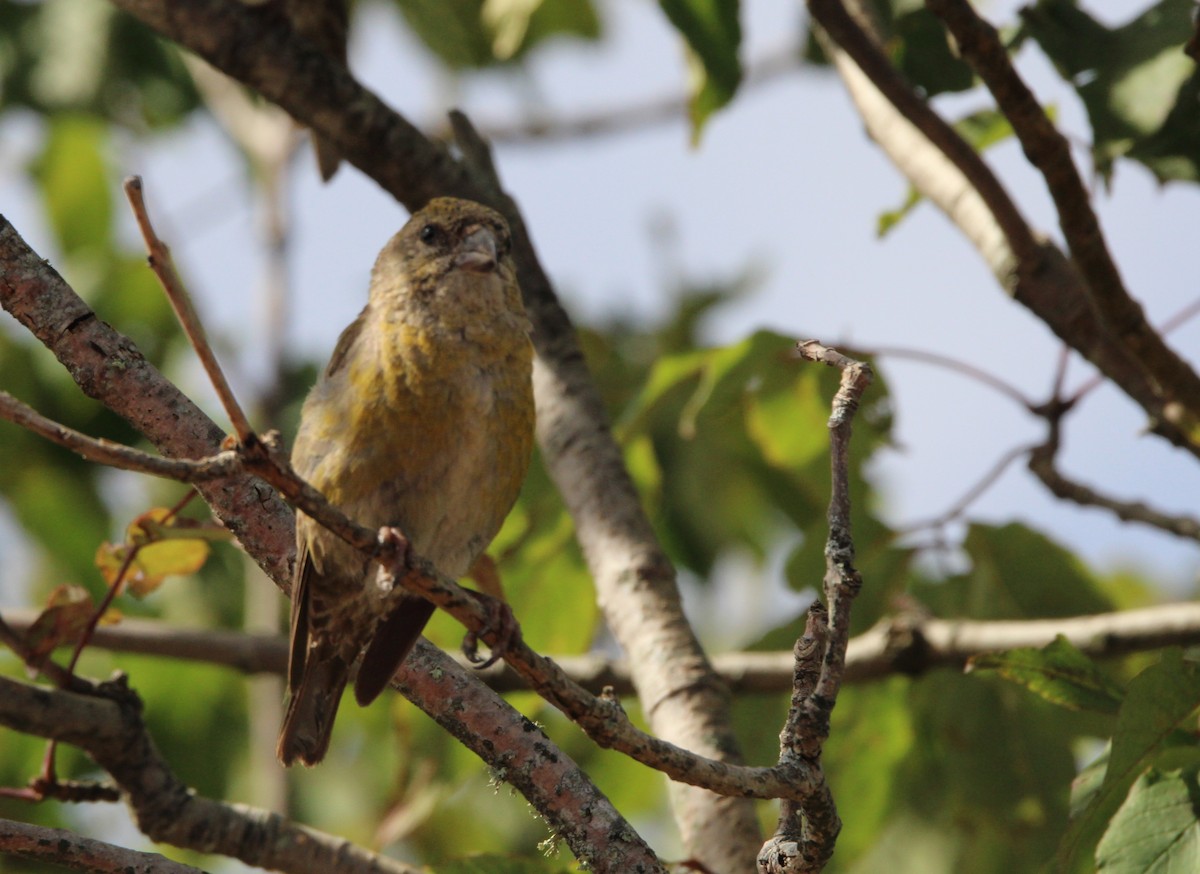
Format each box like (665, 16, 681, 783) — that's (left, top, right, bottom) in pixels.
(462, 591, 519, 669)
(375, 526, 412, 593)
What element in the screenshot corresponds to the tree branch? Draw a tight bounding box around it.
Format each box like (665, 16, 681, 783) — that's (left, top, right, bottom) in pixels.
(0, 214, 295, 585)
(124, 176, 255, 442)
(1029, 431, 1200, 542)
(810, 0, 1195, 456)
(808, 0, 1039, 269)
(0, 664, 665, 873)
(925, 0, 1200, 438)
(0, 674, 425, 874)
(848, 603, 1200, 680)
(97, 0, 766, 865)
(757, 342, 872, 873)
(0, 389, 241, 481)
(10, 602, 1200, 693)
(0, 213, 662, 869)
(0, 817, 209, 874)
(435, 46, 802, 145)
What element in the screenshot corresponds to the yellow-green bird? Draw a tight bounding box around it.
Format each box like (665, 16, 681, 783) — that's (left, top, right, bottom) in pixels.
(277, 197, 535, 767)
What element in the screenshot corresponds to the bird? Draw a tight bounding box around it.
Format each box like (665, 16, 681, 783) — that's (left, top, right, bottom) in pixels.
(277, 197, 536, 766)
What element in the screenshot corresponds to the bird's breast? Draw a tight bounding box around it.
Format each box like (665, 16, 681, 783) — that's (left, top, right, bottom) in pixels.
(294, 314, 533, 580)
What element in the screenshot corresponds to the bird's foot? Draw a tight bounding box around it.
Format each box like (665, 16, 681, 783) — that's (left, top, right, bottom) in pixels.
(462, 591, 519, 669)
(374, 526, 412, 594)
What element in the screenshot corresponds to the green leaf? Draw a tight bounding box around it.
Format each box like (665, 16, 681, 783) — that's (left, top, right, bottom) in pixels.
(889, 5, 975, 96)
(618, 331, 845, 574)
(838, 667, 1087, 873)
(823, 678, 918, 861)
(396, 0, 496, 68)
(30, 115, 113, 257)
(1096, 764, 1200, 872)
(935, 522, 1113, 620)
(0, 0, 198, 126)
(397, 0, 599, 69)
(877, 186, 922, 238)
(657, 0, 742, 141)
(969, 635, 1125, 715)
(483, 0, 600, 61)
(1021, 0, 1200, 183)
(1056, 650, 1200, 870)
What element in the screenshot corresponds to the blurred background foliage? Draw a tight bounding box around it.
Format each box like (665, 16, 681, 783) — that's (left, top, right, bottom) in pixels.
(1, 0, 1198, 872)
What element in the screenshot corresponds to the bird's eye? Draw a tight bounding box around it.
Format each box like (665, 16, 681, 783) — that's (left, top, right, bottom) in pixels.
(419, 224, 441, 244)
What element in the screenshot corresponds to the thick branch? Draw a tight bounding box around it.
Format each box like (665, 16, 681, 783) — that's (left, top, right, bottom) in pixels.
(925, 0, 1200, 434)
(10, 602, 1200, 691)
(392, 644, 666, 873)
(0, 818, 208, 874)
(848, 603, 1200, 680)
(812, 1, 1194, 456)
(808, 0, 1039, 269)
(0, 216, 295, 583)
(0, 667, 663, 873)
(0, 675, 423, 874)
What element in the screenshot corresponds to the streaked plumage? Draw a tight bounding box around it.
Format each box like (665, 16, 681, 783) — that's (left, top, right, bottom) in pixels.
(277, 197, 535, 766)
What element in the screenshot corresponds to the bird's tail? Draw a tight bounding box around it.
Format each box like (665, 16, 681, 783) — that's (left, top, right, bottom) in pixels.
(277, 648, 350, 767)
(353, 596, 436, 706)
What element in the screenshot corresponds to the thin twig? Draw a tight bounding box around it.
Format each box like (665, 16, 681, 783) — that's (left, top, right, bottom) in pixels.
(1029, 425, 1200, 542)
(759, 340, 872, 873)
(0, 390, 241, 481)
(865, 345, 1035, 408)
(440, 46, 801, 145)
(17, 492, 202, 799)
(899, 443, 1040, 535)
(0, 613, 88, 693)
(123, 176, 255, 443)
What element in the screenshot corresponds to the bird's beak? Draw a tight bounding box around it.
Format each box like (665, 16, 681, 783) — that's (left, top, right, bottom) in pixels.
(454, 225, 499, 273)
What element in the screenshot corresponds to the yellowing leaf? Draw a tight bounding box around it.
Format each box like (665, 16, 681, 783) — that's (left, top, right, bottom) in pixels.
(94, 506, 216, 596)
(95, 538, 210, 597)
(22, 583, 96, 666)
